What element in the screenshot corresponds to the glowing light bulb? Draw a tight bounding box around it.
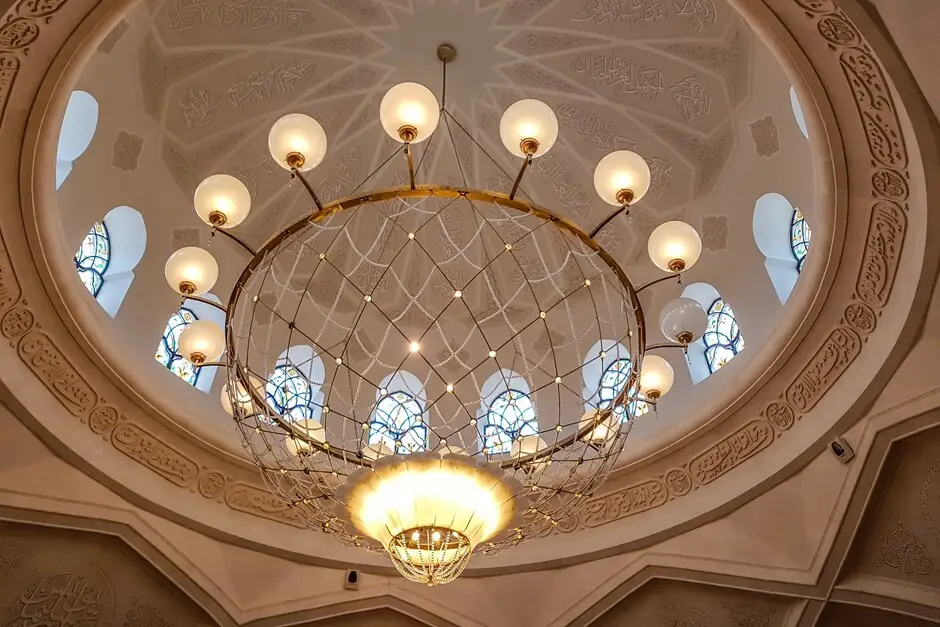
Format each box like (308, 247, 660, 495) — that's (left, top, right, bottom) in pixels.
(409, 341, 421, 353)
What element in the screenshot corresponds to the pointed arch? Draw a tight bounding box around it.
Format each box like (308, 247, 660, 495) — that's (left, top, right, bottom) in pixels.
(265, 345, 325, 422)
(479, 370, 537, 455)
(581, 340, 648, 419)
(75, 206, 146, 317)
(753, 193, 810, 304)
(369, 371, 427, 453)
(681, 283, 745, 383)
(154, 295, 224, 392)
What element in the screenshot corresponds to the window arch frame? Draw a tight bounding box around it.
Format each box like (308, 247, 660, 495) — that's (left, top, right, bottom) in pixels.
(753, 192, 809, 304)
(56, 90, 99, 189)
(74, 220, 110, 297)
(368, 371, 428, 453)
(155, 307, 200, 387)
(790, 208, 811, 272)
(479, 369, 538, 455)
(265, 345, 325, 422)
(703, 298, 746, 374)
(581, 340, 647, 420)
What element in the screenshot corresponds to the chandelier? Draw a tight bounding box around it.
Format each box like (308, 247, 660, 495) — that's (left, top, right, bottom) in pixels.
(162, 46, 706, 586)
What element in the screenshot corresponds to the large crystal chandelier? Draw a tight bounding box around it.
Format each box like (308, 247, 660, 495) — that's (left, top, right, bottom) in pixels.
(164, 46, 706, 586)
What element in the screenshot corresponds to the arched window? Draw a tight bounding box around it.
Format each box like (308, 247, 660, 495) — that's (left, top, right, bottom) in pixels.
(56, 90, 99, 188)
(155, 308, 200, 386)
(790, 208, 811, 271)
(703, 299, 745, 373)
(753, 193, 809, 303)
(789, 86, 808, 139)
(369, 371, 427, 453)
(681, 283, 745, 383)
(582, 340, 647, 419)
(479, 370, 537, 454)
(74, 221, 110, 297)
(74, 206, 146, 316)
(265, 345, 325, 422)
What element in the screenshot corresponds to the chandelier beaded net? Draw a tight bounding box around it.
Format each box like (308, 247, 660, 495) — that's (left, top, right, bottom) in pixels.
(226, 187, 644, 582)
(168, 46, 708, 587)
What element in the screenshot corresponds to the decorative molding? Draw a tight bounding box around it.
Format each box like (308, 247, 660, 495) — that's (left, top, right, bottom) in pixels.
(748, 115, 780, 158)
(17, 331, 98, 416)
(723, 603, 776, 627)
(0, 540, 28, 575)
(224, 482, 308, 528)
(111, 422, 200, 488)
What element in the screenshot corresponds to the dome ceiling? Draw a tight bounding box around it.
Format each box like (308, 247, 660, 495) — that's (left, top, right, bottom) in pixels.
(59, 0, 816, 460)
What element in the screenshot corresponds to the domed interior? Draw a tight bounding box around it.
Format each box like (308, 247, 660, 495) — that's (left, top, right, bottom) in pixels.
(54, 0, 819, 465)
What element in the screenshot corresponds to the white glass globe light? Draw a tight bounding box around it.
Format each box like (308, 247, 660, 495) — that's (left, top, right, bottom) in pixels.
(194, 174, 252, 228)
(593, 151, 652, 205)
(660, 297, 707, 345)
(379, 82, 440, 144)
(164, 247, 218, 295)
(499, 99, 558, 158)
(177, 320, 225, 364)
(268, 113, 327, 172)
(285, 418, 326, 456)
(221, 375, 265, 417)
(579, 408, 619, 443)
(648, 221, 703, 273)
(639, 355, 675, 400)
(437, 442, 467, 456)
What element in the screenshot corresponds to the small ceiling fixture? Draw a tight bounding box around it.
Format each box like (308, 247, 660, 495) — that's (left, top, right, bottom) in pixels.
(162, 45, 704, 586)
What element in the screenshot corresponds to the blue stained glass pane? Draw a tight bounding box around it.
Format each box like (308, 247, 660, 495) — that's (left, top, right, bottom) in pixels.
(154, 308, 200, 386)
(266, 365, 315, 421)
(369, 390, 427, 453)
(484, 389, 538, 454)
(74, 221, 110, 297)
(703, 298, 744, 373)
(598, 358, 648, 419)
(790, 208, 811, 272)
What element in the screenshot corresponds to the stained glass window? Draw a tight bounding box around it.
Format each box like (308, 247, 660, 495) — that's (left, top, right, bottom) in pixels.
(703, 299, 745, 373)
(790, 208, 811, 272)
(74, 221, 110, 297)
(266, 365, 316, 421)
(598, 358, 649, 419)
(484, 389, 538, 454)
(369, 391, 427, 453)
(154, 308, 199, 386)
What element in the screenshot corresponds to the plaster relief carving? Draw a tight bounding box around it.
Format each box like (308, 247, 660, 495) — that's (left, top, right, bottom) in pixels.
(818, 14, 860, 48)
(318, 66, 379, 99)
(17, 332, 97, 416)
(197, 471, 226, 499)
(1, 305, 34, 340)
(840, 49, 907, 169)
(15, 0, 69, 17)
(125, 597, 175, 627)
(226, 59, 315, 108)
(218, 0, 311, 31)
(96, 19, 128, 53)
(111, 422, 199, 487)
(225, 482, 308, 527)
(700, 215, 728, 251)
(6, 561, 115, 626)
(671, 77, 711, 120)
(571, 53, 665, 98)
(88, 405, 120, 435)
(0, 18, 39, 50)
(571, 0, 668, 26)
(179, 88, 217, 128)
(532, 153, 593, 218)
(0, 53, 18, 123)
(762, 401, 795, 432)
(872, 169, 908, 201)
(873, 517, 934, 576)
(793, 0, 833, 13)
(843, 302, 877, 335)
(674, 0, 717, 32)
(748, 115, 780, 158)
(920, 461, 940, 548)
(785, 327, 861, 413)
(554, 103, 636, 153)
(169, 227, 201, 250)
(647, 604, 717, 627)
(664, 468, 692, 496)
(723, 603, 776, 627)
(510, 62, 582, 93)
(112, 131, 144, 172)
(662, 22, 750, 107)
(166, 0, 208, 33)
(690, 421, 773, 485)
(856, 201, 905, 309)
